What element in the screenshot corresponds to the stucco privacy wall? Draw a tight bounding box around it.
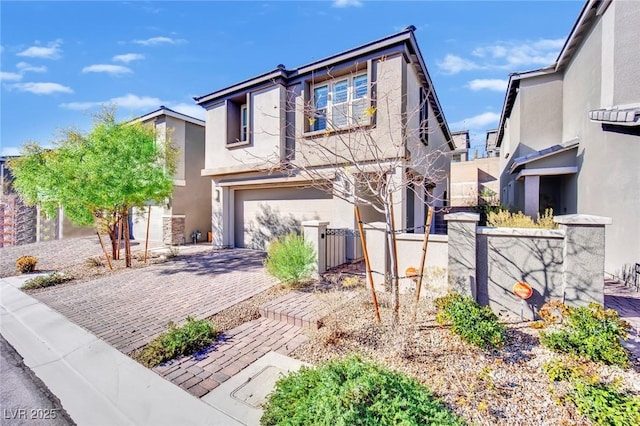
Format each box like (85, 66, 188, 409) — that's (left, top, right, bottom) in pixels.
(346, 212, 610, 320)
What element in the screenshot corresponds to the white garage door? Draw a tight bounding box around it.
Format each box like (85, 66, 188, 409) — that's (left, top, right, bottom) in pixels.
(234, 187, 333, 249)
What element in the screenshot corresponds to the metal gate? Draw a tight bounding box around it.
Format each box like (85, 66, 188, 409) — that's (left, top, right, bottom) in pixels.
(325, 228, 364, 269)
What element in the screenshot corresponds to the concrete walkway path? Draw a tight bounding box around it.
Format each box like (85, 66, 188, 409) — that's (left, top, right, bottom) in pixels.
(1, 275, 242, 425)
(604, 279, 640, 361)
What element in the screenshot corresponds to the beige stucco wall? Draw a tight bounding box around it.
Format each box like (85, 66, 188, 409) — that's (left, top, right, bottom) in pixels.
(204, 85, 285, 172)
(450, 157, 500, 206)
(518, 74, 564, 155)
(292, 55, 405, 169)
(166, 116, 186, 181)
(172, 122, 211, 241)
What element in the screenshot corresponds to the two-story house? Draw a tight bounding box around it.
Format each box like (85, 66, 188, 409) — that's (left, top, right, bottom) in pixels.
(195, 27, 454, 249)
(496, 0, 640, 275)
(131, 106, 211, 245)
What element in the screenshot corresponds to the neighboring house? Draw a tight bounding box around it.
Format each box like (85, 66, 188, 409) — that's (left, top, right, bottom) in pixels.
(496, 0, 640, 275)
(449, 130, 500, 207)
(451, 130, 470, 163)
(485, 129, 499, 158)
(195, 27, 454, 249)
(131, 107, 211, 245)
(1, 156, 94, 247)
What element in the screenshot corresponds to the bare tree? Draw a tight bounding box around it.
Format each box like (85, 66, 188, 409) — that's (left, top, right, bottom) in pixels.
(241, 58, 451, 325)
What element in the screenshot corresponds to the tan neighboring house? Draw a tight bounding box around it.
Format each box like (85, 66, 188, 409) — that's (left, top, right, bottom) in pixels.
(131, 107, 211, 244)
(195, 27, 454, 249)
(496, 0, 640, 275)
(449, 130, 500, 207)
(451, 130, 470, 163)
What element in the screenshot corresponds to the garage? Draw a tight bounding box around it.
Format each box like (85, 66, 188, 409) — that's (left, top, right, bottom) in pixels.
(234, 187, 334, 249)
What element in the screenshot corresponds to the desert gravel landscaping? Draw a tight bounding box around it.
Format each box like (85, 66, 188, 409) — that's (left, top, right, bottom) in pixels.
(289, 285, 640, 426)
(9, 240, 639, 425)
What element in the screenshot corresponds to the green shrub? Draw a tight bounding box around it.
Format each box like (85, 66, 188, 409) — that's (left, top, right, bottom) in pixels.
(136, 317, 219, 367)
(264, 233, 315, 285)
(435, 294, 506, 349)
(540, 302, 630, 366)
(16, 255, 38, 273)
(21, 272, 74, 290)
(544, 356, 640, 425)
(487, 208, 557, 229)
(261, 356, 465, 426)
(571, 380, 640, 426)
(543, 357, 595, 383)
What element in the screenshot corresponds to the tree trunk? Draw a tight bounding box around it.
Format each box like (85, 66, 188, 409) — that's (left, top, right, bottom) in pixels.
(385, 199, 400, 326)
(124, 211, 132, 267)
(107, 223, 117, 260)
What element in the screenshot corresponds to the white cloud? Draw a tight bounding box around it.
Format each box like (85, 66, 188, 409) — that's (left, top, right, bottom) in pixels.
(0, 71, 23, 82)
(1, 146, 21, 157)
(82, 64, 132, 74)
(333, 0, 363, 7)
(442, 38, 565, 74)
(11, 82, 73, 95)
(168, 103, 205, 120)
(451, 112, 500, 130)
(112, 53, 145, 63)
(17, 40, 63, 59)
(16, 62, 47, 73)
(132, 36, 184, 46)
(60, 93, 161, 111)
(437, 54, 481, 74)
(467, 79, 508, 92)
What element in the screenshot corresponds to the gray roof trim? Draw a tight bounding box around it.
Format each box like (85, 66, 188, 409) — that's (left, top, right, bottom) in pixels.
(194, 68, 287, 105)
(132, 106, 205, 126)
(589, 106, 640, 126)
(509, 138, 579, 174)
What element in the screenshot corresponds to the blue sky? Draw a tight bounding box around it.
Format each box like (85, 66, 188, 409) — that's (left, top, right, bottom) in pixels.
(1, 0, 584, 157)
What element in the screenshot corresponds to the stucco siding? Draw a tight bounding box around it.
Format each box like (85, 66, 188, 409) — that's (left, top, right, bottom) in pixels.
(561, 4, 640, 274)
(172, 122, 211, 241)
(166, 116, 186, 181)
(613, 0, 640, 105)
(293, 55, 405, 168)
(519, 74, 563, 153)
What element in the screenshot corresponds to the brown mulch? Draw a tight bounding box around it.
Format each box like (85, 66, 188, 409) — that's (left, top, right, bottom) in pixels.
(290, 287, 640, 426)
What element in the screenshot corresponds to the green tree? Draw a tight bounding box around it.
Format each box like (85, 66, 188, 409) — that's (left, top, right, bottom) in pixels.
(9, 107, 177, 266)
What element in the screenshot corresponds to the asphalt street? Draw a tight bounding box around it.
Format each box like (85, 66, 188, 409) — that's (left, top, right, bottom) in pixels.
(0, 334, 74, 426)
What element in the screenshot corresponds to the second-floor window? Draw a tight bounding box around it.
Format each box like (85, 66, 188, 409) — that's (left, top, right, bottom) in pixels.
(240, 104, 248, 141)
(311, 73, 369, 132)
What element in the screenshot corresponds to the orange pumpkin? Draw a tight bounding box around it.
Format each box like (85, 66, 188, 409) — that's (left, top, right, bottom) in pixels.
(513, 282, 533, 299)
(405, 267, 419, 279)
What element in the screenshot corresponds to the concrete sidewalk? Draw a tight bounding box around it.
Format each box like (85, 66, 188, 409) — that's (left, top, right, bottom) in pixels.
(0, 275, 242, 426)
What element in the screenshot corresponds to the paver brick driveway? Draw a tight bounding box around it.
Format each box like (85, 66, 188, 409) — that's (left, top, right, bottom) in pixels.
(32, 249, 277, 354)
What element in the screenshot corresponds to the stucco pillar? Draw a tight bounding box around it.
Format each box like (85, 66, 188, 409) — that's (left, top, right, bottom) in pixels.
(302, 220, 329, 276)
(555, 214, 612, 307)
(445, 212, 480, 298)
(211, 181, 231, 248)
(363, 221, 388, 293)
(524, 175, 540, 218)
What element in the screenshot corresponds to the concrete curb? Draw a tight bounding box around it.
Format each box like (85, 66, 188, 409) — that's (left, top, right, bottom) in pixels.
(0, 275, 241, 426)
